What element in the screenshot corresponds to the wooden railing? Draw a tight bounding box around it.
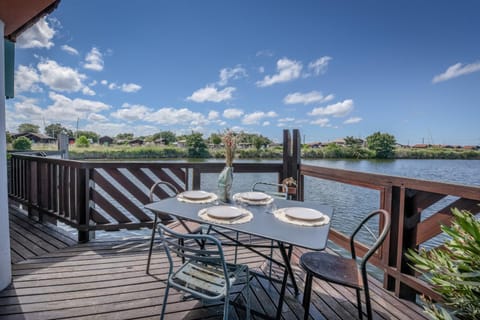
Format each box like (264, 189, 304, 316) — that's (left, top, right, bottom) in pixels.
(298, 164, 480, 301)
(8, 156, 285, 242)
(7, 129, 480, 303)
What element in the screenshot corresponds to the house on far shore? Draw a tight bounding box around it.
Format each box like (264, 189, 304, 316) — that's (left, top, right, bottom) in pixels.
(412, 144, 429, 149)
(12, 132, 56, 144)
(128, 139, 144, 146)
(173, 140, 187, 148)
(99, 136, 114, 146)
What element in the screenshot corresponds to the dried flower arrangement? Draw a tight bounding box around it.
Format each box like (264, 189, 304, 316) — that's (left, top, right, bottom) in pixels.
(222, 130, 236, 167)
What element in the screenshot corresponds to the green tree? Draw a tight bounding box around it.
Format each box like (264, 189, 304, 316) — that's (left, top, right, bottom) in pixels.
(45, 123, 71, 138)
(18, 123, 39, 133)
(76, 131, 99, 143)
(366, 132, 396, 158)
(12, 136, 32, 150)
(186, 132, 208, 158)
(345, 136, 363, 158)
(210, 133, 222, 146)
(76, 135, 90, 148)
(151, 131, 176, 145)
(6, 131, 12, 143)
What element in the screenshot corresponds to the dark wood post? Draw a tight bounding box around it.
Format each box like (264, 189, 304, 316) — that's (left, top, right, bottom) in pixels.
(77, 167, 90, 243)
(282, 129, 302, 200)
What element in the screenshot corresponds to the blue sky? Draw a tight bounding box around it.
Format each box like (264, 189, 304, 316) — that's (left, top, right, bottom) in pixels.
(7, 1, 480, 145)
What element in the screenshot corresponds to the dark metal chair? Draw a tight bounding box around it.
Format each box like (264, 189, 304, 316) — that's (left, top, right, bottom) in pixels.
(158, 224, 251, 320)
(300, 209, 391, 320)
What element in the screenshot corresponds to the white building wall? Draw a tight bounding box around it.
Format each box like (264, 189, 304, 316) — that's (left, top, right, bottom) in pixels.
(0, 19, 13, 290)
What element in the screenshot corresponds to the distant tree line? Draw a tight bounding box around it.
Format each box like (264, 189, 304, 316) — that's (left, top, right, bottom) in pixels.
(7, 123, 478, 160)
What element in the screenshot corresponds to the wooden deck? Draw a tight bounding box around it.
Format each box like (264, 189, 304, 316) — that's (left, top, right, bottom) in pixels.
(1, 207, 429, 320)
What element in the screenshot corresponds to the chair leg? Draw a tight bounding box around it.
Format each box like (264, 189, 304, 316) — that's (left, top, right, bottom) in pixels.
(356, 288, 363, 319)
(302, 273, 313, 320)
(223, 295, 230, 320)
(160, 282, 170, 320)
(364, 284, 373, 320)
(246, 268, 251, 320)
(146, 214, 158, 274)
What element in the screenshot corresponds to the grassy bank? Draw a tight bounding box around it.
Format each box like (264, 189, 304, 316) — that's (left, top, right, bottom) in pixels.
(8, 144, 480, 160)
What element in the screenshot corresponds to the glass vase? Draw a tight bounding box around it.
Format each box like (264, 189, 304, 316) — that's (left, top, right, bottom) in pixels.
(217, 166, 233, 202)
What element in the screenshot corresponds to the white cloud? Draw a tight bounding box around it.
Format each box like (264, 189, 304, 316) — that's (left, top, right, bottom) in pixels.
(82, 86, 96, 96)
(111, 103, 152, 121)
(45, 92, 111, 121)
(88, 113, 108, 122)
(16, 17, 55, 49)
(242, 111, 278, 125)
(37, 59, 86, 92)
(208, 111, 220, 120)
(14, 98, 44, 119)
(223, 108, 244, 119)
(218, 66, 247, 86)
(279, 117, 295, 122)
(311, 118, 330, 127)
(259, 66, 265, 73)
(148, 108, 208, 126)
(83, 122, 129, 137)
(121, 83, 142, 93)
(262, 121, 270, 126)
(344, 117, 362, 124)
(432, 61, 480, 83)
(283, 91, 334, 105)
(187, 86, 235, 103)
(308, 56, 332, 75)
(256, 50, 274, 57)
(14, 65, 41, 93)
(61, 45, 79, 55)
(309, 99, 354, 117)
(106, 82, 141, 92)
(84, 47, 104, 71)
(256, 58, 302, 87)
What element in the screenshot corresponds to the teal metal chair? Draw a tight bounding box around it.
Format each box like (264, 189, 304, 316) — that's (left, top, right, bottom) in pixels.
(158, 224, 251, 320)
(146, 181, 202, 274)
(300, 209, 391, 320)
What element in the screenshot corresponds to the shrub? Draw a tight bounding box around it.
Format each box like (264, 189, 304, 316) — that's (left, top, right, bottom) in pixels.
(76, 136, 90, 148)
(406, 208, 480, 319)
(12, 137, 32, 150)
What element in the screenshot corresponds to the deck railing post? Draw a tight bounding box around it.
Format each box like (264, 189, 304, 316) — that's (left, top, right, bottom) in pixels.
(77, 167, 91, 243)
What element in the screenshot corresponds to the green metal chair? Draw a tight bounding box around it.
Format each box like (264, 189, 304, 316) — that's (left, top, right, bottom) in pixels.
(146, 181, 201, 274)
(300, 209, 391, 320)
(158, 224, 251, 320)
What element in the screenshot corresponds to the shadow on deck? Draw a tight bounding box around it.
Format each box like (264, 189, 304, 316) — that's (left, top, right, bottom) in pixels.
(2, 205, 428, 320)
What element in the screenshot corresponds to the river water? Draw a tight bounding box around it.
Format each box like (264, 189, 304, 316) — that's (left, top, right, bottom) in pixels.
(88, 159, 479, 248)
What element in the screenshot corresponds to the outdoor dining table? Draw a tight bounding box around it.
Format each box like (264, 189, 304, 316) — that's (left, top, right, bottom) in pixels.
(145, 196, 334, 319)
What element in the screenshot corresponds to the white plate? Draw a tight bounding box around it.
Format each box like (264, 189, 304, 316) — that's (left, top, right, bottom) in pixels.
(206, 206, 244, 219)
(284, 207, 325, 221)
(239, 192, 269, 201)
(181, 190, 211, 200)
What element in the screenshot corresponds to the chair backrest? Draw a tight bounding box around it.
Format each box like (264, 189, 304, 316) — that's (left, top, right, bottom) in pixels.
(350, 209, 391, 271)
(158, 223, 229, 275)
(149, 181, 179, 202)
(251, 182, 288, 199)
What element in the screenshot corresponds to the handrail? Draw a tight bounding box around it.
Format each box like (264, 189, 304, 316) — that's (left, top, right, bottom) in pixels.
(299, 163, 480, 302)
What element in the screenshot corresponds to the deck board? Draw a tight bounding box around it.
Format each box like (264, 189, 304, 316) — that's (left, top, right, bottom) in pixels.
(2, 205, 429, 320)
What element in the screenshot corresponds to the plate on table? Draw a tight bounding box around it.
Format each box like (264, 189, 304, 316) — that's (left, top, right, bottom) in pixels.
(239, 192, 270, 201)
(284, 207, 326, 221)
(206, 206, 244, 219)
(181, 190, 212, 200)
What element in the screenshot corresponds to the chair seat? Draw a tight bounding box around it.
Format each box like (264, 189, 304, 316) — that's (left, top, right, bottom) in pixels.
(300, 251, 363, 289)
(171, 260, 247, 299)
